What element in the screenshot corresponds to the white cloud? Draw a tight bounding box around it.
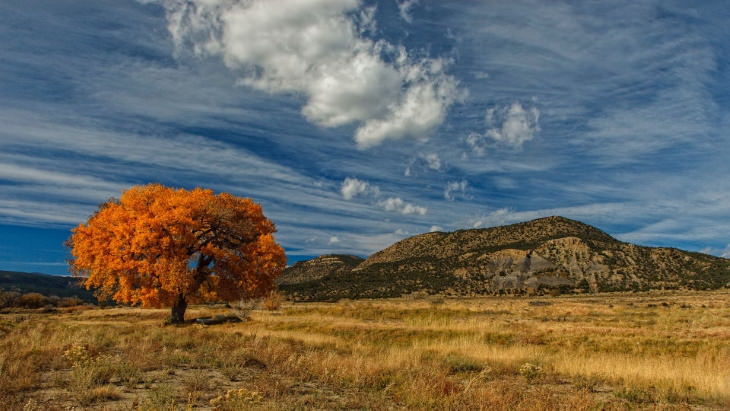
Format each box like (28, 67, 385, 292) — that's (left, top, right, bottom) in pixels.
(405, 152, 445, 176)
(429, 225, 443, 232)
(471, 208, 513, 228)
(341, 177, 373, 200)
(485, 102, 540, 148)
(396, 0, 419, 24)
(465, 132, 488, 156)
(340, 177, 425, 216)
(378, 197, 427, 215)
(444, 180, 468, 201)
(423, 153, 442, 171)
(163, 0, 461, 148)
(699, 245, 730, 258)
(328, 236, 340, 244)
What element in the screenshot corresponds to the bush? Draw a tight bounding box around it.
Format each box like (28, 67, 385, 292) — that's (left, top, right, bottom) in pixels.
(262, 291, 282, 311)
(63, 343, 141, 399)
(58, 297, 84, 307)
(428, 296, 445, 306)
(444, 354, 483, 374)
(183, 369, 211, 397)
(210, 388, 263, 410)
(139, 384, 178, 410)
(15, 293, 48, 309)
(0, 291, 20, 308)
(518, 362, 543, 382)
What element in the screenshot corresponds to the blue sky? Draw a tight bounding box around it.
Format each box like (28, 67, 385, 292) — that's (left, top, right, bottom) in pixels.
(1, 0, 729, 275)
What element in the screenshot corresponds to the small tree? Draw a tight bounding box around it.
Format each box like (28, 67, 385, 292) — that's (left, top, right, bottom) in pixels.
(68, 184, 286, 323)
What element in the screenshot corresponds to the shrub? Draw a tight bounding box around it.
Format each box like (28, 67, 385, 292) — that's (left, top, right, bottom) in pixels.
(616, 387, 655, 403)
(574, 375, 600, 392)
(64, 343, 141, 399)
(182, 369, 211, 396)
(64, 344, 92, 367)
(75, 385, 121, 405)
(428, 296, 445, 306)
(210, 388, 263, 410)
(139, 384, 178, 410)
(444, 354, 483, 374)
(262, 290, 282, 311)
(0, 291, 20, 308)
(16, 293, 48, 309)
(518, 362, 543, 382)
(58, 297, 84, 307)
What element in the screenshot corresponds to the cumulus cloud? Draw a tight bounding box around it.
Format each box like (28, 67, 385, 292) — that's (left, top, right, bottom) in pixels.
(464, 132, 488, 156)
(341, 177, 376, 200)
(378, 197, 427, 215)
(485, 102, 540, 147)
(444, 180, 468, 201)
(405, 153, 444, 176)
(340, 177, 426, 216)
(463, 101, 539, 156)
(328, 236, 340, 244)
(396, 0, 419, 23)
(163, 0, 461, 148)
(429, 225, 443, 232)
(423, 153, 442, 171)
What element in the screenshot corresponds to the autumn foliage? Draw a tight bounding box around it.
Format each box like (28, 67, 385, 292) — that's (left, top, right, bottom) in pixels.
(68, 184, 286, 322)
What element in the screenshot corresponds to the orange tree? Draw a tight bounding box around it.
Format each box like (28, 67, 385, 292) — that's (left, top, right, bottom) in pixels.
(68, 184, 286, 323)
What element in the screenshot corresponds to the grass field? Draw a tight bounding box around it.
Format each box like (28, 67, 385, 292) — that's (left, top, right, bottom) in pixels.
(1, 291, 729, 410)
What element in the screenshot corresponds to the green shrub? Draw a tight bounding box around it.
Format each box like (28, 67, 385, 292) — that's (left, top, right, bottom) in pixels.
(518, 362, 543, 382)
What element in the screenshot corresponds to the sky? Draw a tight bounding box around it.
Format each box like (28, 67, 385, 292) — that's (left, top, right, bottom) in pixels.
(1, 0, 729, 275)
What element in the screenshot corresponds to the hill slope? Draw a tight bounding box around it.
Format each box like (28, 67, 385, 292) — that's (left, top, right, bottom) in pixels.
(279, 216, 730, 301)
(278, 255, 364, 286)
(0, 270, 95, 301)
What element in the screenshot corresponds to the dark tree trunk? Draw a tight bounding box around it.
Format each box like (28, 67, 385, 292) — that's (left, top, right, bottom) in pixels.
(170, 294, 187, 324)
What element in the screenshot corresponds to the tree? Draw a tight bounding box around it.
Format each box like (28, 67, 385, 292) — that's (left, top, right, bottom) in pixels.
(68, 184, 286, 323)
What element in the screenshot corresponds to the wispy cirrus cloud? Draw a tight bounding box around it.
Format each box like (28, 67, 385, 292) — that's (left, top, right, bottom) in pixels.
(1, 0, 730, 274)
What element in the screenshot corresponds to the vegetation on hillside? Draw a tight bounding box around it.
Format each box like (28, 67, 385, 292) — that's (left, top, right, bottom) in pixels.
(280, 216, 730, 301)
(0, 271, 93, 302)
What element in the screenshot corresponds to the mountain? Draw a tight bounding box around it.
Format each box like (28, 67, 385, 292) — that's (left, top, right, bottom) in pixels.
(0, 270, 95, 302)
(278, 255, 365, 286)
(279, 216, 730, 301)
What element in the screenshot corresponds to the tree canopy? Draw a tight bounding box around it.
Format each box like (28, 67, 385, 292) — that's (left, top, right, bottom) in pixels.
(68, 184, 286, 322)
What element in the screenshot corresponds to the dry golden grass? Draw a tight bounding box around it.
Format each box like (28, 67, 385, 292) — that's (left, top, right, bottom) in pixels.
(1, 290, 729, 409)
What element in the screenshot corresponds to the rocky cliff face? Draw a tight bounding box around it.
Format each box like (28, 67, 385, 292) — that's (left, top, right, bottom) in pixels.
(279, 217, 730, 301)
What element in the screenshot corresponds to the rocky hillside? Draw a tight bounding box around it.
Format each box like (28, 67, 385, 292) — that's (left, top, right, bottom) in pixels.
(279, 217, 730, 301)
(278, 255, 364, 286)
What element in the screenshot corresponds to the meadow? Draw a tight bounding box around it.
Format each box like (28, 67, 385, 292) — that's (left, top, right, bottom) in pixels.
(1, 291, 729, 410)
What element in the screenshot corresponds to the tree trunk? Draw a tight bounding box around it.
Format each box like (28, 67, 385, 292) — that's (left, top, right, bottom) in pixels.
(170, 294, 187, 324)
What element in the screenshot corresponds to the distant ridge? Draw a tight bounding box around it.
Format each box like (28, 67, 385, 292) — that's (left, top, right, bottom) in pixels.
(0, 270, 95, 301)
(278, 254, 364, 286)
(279, 216, 730, 301)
